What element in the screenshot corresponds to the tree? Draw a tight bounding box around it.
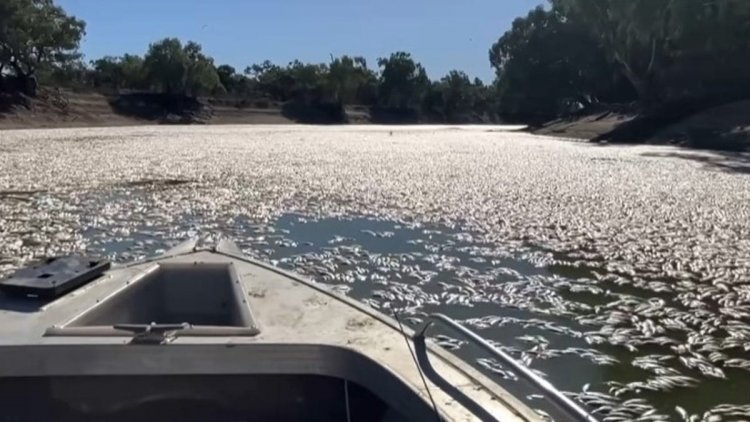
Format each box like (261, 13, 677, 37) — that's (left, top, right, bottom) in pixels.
(489, 5, 633, 120)
(471, 78, 495, 120)
(245, 60, 295, 100)
(142, 38, 186, 95)
(422, 81, 447, 120)
(377, 52, 430, 110)
(215, 64, 257, 96)
(440, 70, 475, 121)
(551, 0, 750, 107)
(0, 0, 85, 94)
(216, 64, 237, 92)
(90, 54, 145, 90)
(245, 60, 329, 101)
(422, 72, 495, 122)
(657, 0, 750, 102)
(553, 0, 673, 105)
(38, 57, 90, 89)
(326, 55, 377, 104)
(119, 54, 146, 90)
(142, 38, 222, 96)
(90, 57, 118, 87)
(183, 41, 224, 96)
(286, 60, 328, 97)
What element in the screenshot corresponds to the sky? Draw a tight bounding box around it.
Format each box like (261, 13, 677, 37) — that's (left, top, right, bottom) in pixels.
(57, 0, 543, 83)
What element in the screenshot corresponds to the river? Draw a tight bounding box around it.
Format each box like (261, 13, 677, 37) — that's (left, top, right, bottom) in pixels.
(1, 125, 749, 421)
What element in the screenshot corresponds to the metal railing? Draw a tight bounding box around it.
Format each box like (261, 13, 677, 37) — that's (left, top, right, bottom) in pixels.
(416, 313, 598, 422)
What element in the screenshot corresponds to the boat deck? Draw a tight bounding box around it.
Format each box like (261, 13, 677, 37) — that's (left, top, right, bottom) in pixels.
(0, 247, 541, 421)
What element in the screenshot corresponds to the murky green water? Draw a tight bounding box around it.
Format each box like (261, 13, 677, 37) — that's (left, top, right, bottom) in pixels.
(74, 210, 750, 421)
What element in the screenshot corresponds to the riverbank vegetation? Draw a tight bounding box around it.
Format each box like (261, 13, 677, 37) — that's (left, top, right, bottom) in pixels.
(2, 0, 750, 134)
(492, 0, 750, 137)
(0, 0, 497, 123)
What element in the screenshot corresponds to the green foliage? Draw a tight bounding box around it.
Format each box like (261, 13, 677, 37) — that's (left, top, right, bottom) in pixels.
(376, 52, 430, 110)
(244, 60, 297, 101)
(550, 0, 750, 106)
(142, 38, 185, 94)
(142, 38, 223, 96)
(655, 0, 750, 102)
(553, 0, 671, 105)
(326, 55, 377, 104)
(243, 56, 379, 105)
(90, 54, 146, 90)
(5, 0, 750, 126)
(489, 5, 634, 119)
(423, 71, 494, 122)
(216, 65, 237, 92)
(215, 65, 257, 97)
(0, 0, 85, 86)
(183, 41, 224, 96)
(0, 1, 498, 121)
(37, 58, 90, 90)
(490, 0, 750, 120)
(439, 71, 477, 121)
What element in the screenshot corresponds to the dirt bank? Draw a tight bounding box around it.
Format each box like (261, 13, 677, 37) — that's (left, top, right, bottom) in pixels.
(532, 112, 636, 141)
(532, 101, 750, 151)
(0, 89, 496, 130)
(0, 90, 296, 130)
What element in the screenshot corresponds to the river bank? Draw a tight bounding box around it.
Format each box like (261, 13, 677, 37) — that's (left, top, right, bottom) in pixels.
(0, 90, 297, 130)
(3, 89, 750, 155)
(0, 89, 480, 130)
(532, 100, 750, 152)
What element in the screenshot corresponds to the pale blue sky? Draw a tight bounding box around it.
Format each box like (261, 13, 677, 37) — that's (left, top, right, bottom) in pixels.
(58, 0, 543, 82)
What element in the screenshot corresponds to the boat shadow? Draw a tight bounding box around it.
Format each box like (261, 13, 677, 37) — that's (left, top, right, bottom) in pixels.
(0, 294, 50, 313)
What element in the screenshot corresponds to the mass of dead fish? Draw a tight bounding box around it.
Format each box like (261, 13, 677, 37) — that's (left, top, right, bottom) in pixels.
(1, 125, 749, 420)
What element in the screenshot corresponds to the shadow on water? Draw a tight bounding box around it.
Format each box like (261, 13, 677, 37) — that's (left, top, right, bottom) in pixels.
(641, 150, 750, 175)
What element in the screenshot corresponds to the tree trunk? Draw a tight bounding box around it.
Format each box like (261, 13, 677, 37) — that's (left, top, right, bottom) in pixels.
(8, 60, 37, 97)
(25, 75, 38, 97)
(614, 52, 654, 107)
(623, 69, 649, 104)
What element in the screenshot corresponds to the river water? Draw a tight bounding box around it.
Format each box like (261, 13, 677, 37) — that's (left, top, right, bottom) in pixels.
(1, 125, 749, 421)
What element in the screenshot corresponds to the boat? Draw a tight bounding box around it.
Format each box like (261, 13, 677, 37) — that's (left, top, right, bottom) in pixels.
(0, 238, 596, 421)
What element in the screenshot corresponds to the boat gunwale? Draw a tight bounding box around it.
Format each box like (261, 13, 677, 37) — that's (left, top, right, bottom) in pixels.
(0, 241, 543, 421)
(0, 342, 445, 421)
(205, 245, 540, 421)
